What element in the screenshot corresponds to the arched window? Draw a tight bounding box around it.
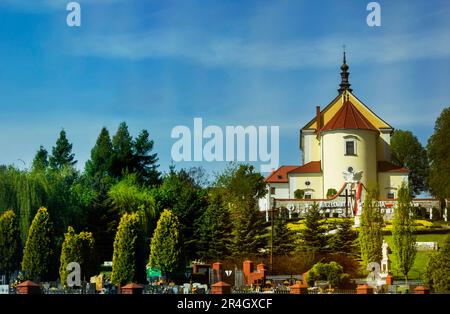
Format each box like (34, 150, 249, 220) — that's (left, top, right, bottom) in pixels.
(343, 135, 358, 156)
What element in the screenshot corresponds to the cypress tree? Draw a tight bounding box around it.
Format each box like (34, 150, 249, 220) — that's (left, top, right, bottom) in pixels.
(359, 186, 384, 266)
(49, 129, 77, 169)
(21, 207, 55, 281)
(59, 226, 96, 286)
(0, 210, 21, 277)
(149, 209, 183, 276)
(111, 212, 146, 285)
(392, 182, 417, 282)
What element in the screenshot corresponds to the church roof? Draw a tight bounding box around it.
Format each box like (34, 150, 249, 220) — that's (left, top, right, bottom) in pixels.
(290, 161, 322, 174)
(265, 161, 321, 183)
(265, 166, 299, 183)
(377, 161, 409, 173)
(320, 100, 379, 133)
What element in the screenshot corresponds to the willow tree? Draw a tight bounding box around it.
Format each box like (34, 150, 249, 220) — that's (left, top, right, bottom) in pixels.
(0, 210, 21, 277)
(0, 167, 49, 245)
(392, 182, 416, 282)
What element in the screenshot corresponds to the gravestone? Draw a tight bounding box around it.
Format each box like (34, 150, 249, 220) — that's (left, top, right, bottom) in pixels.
(0, 285, 9, 294)
(183, 283, 191, 294)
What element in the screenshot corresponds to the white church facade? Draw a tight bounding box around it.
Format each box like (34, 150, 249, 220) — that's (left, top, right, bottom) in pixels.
(260, 53, 439, 221)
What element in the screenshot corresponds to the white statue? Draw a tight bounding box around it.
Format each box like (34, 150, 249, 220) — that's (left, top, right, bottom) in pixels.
(342, 169, 363, 183)
(380, 240, 391, 278)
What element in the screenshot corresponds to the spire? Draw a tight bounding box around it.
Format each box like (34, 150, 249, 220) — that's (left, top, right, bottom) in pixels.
(338, 47, 352, 94)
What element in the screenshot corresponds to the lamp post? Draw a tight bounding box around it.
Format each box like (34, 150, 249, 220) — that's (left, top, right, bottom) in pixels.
(268, 197, 278, 272)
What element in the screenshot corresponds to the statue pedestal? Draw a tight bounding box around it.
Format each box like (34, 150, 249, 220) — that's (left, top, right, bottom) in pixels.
(354, 215, 360, 227)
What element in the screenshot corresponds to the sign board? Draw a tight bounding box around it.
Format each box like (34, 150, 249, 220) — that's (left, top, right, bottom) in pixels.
(0, 285, 9, 294)
(416, 242, 439, 251)
(146, 267, 162, 278)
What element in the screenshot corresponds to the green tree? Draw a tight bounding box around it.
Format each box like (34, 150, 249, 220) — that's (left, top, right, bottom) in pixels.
(0, 167, 49, 244)
(111, 212, 146, 285)
(215, 164, 267, 257)
(359, 185, 384, 266)
(307, 261, 345, 288)
(195, 191, 232, 261)
(32, 146, 49, 172)
(0, 210, 21, 277)
(49, 129, 77, 169)
(391, 130, 429, 195)
(21, 207, 55, 281)
(154, 167, 208, 261)
(133, 129, 160, 185)
(108, 174, 156, 236)
(427, 107, 450, 199)
(392, 182, 417, 282)
(59, 226, 96, 286)
(149, 209, 183, 276)
(85, 127, 113, 180)
(425, 235, 450, 292)
(272, 207, 296, 256)
(110, 123, 161, 185)
(111, 122, 134, 179)
(299, 203, 326, 253)
(328, 219, 358, 255)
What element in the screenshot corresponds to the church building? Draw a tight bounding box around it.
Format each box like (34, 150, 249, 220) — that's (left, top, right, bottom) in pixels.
(261, 53, 417, 218)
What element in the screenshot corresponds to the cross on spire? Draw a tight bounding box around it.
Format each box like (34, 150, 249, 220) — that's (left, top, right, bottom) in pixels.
(338, 47, 352, 94)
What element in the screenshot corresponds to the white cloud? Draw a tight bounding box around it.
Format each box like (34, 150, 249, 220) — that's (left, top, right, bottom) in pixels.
(69, 25, 450, 70)
(0, 0, 121, 11)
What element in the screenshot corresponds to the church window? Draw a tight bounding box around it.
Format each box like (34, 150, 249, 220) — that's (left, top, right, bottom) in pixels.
(270, 187, 276, 195)
(345, 139, 356, 155)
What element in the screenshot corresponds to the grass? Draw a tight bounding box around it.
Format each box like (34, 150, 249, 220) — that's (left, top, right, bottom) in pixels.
(287, 218, 450, 280)
(383, 233, 450, 280)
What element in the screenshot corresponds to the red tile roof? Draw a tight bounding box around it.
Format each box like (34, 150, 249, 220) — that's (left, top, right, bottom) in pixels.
(320, 101, 378, 133)
(378, 161, 409, 173)
(290, 161, 322, 174)
(265, 162, 322, 183)
(265, 166, 298, 183)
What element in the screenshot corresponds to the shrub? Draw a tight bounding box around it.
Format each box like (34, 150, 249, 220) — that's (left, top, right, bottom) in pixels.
(326, 188, 338, 199)
(294, 189, 304, 199)
(307, 261, 345, 288)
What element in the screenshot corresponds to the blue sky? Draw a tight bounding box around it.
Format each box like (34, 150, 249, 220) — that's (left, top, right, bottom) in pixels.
(0, 0, 449, 177)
